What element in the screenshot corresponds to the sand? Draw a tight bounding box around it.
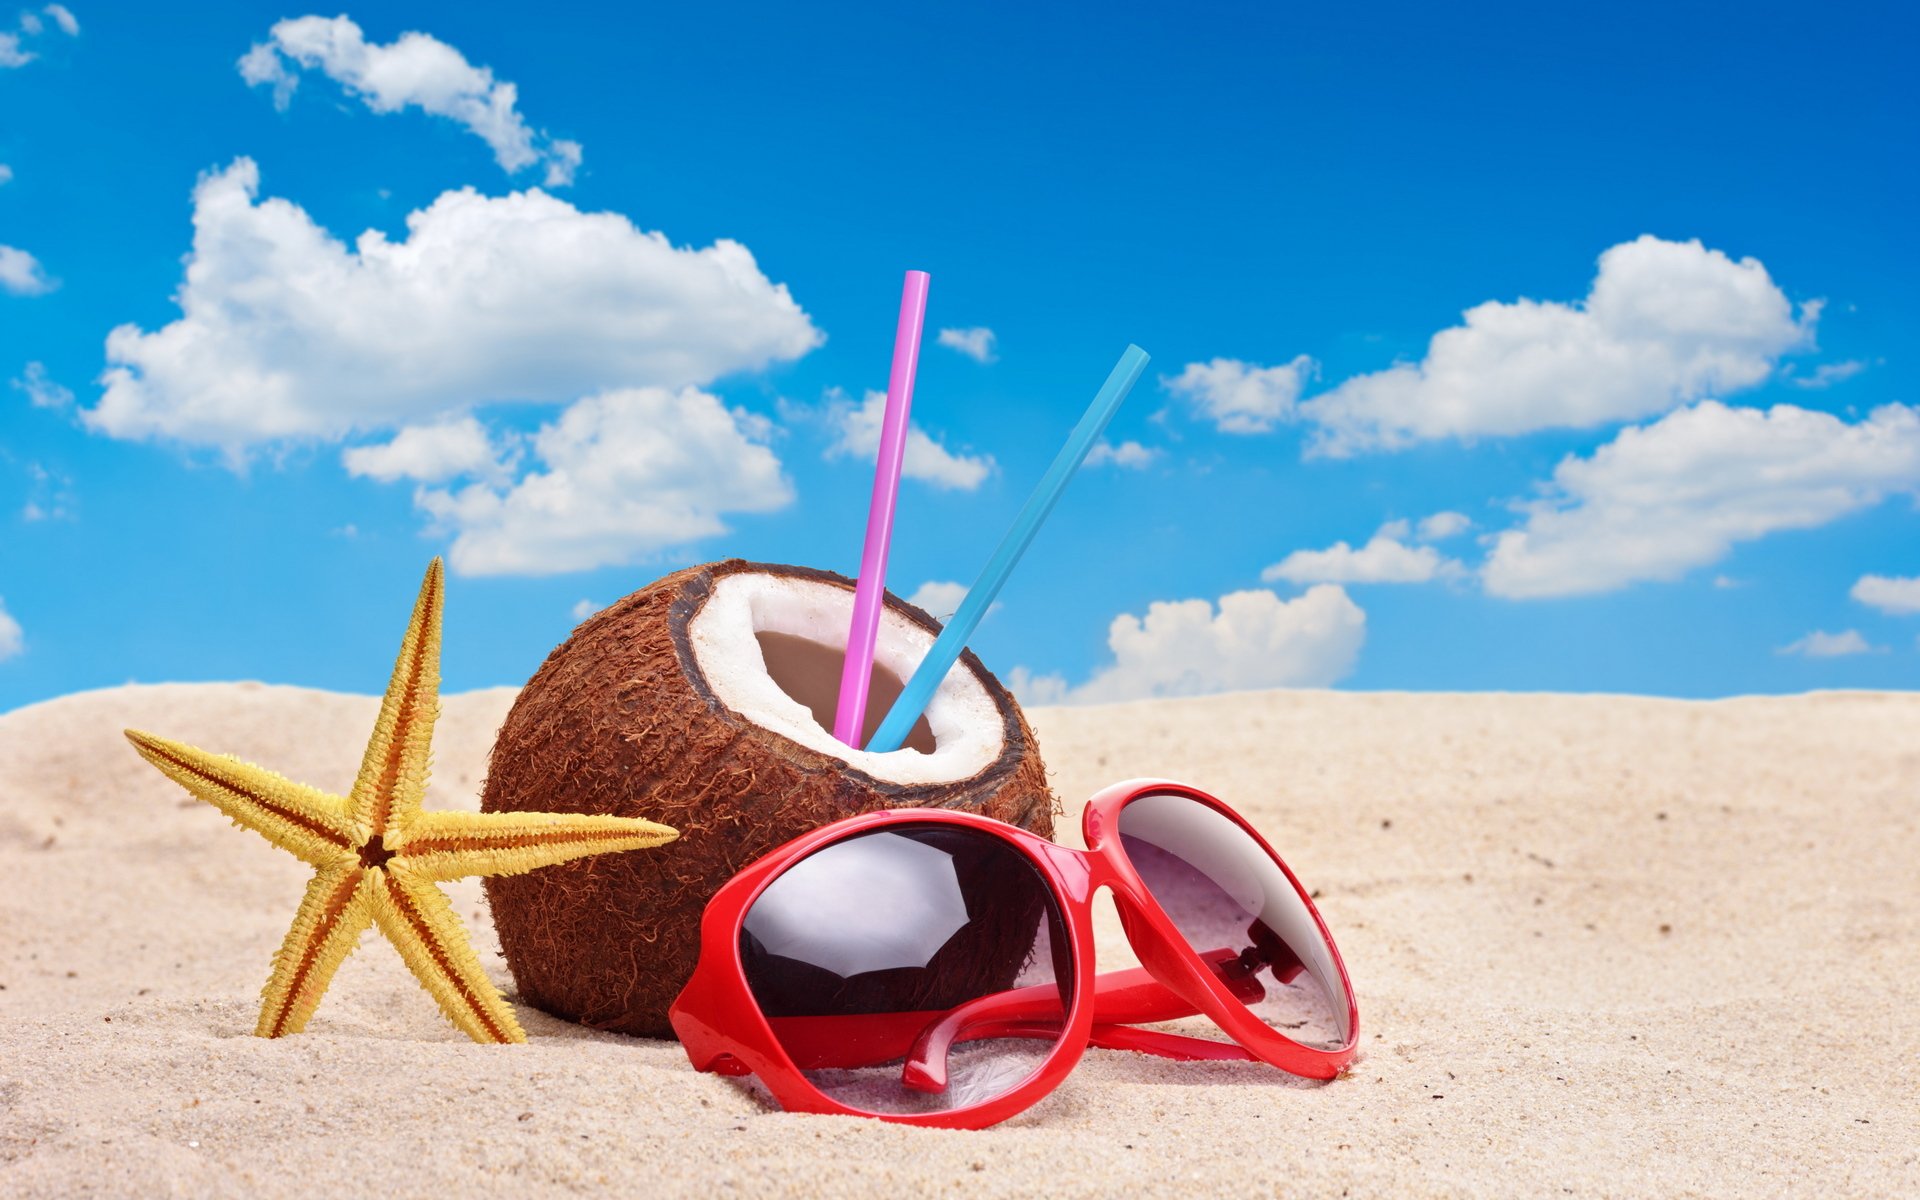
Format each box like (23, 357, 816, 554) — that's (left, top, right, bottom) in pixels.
(1, 682, 1915, 1197)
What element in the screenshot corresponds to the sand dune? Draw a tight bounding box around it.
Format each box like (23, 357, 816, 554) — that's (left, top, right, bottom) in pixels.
(1, 682, 1915, 1197)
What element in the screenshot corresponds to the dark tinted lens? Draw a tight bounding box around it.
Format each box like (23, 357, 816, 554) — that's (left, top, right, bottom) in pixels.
(1118, 793, 1350, 1049)
(740, 824, 1073, 1115)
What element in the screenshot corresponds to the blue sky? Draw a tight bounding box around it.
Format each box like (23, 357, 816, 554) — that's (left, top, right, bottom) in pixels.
(1, 1, 1914, 713)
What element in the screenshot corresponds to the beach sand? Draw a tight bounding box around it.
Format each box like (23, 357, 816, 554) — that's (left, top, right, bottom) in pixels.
(1, 682, 1914, 1197)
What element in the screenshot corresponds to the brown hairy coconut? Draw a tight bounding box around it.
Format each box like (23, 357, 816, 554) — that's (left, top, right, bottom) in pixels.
(482, 559, 1056, 1037)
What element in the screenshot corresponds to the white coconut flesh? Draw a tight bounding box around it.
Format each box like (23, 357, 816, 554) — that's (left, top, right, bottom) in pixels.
(688, 571, 1007, 786)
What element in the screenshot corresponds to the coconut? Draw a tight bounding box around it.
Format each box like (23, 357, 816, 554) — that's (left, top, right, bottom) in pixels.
(482, 559, 1056, 1037)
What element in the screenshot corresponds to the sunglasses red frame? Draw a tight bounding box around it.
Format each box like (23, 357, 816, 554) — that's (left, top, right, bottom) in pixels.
(669, 778, 1360, 1128)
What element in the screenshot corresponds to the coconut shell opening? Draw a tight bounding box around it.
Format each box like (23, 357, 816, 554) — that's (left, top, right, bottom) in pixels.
(483, 560, 1055, 1038)
(687, 566, 1004, 784)
(754, 632, 937, 754)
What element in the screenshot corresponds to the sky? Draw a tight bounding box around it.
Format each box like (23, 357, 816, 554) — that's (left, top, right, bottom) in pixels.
(1, 1, 1915, 714)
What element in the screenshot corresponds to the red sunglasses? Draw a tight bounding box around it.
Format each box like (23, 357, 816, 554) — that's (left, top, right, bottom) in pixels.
(669, 778, 1358, 1128)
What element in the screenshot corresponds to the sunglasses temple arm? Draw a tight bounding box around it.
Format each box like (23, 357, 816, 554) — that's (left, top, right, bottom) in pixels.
(758, 949, 1264, 1084)
(761, 1012, 1072, 1076)
(1087, 1024, 1260, 1063)
(901, 949, 1263, 1092)
(1092, 948, 1267, 1020)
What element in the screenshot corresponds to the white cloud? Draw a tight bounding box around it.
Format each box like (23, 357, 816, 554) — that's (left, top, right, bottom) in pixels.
(1018, 585, 1366, 704)
(825, 388, 992, 491)
(1263, 522, 1462, 586)
(12, 362, 72, 409)
(1851, 574, 1920, 616)
(416, 386, 793, 577)
(240, 15, 581, 185)
(1416, 511, 1471, 541)
(84, 159, 820, 457)
(1787, 360, 1867, 389)
(342, 416, 508, 483)
(0, 597, 20, 661)
(571, 598, 601, 621)
(1, 5, 76, 67)
(0, 164, 12, 185)
(236, 41, 296, 105)
(906, 580, 969, 619)
(1300, 236, 1814, 456)
(937, 327, 997, 363)
(541, 140, 584, 189)
(0, 244, 54, 295)
(1084, 439, 1158, 469)
(903, 580, 1004, 622)
(1163, 356, 1315, 434)
(20, 462, 74, 522)
(1712, 575, 1745, 590)
(1778, 629, 1879, 658)
(1005, 666, 1070, 707)
(1482, 401, 1920, 599)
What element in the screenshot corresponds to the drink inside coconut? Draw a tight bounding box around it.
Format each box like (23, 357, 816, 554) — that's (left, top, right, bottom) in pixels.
(483, 559, 1055, 1037)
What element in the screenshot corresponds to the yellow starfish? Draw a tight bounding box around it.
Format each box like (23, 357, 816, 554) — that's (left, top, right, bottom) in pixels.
(125, 559, 677, 1043)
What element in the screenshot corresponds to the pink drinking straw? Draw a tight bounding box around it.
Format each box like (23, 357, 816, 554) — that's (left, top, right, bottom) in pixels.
(832, 269, 931, 746)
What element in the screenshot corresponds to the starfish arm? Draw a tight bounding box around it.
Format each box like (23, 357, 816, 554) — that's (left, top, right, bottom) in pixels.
(346, 558, 443, 841)
(125, 730, 358, 868)
(371, 862, 525, 1044)
(256, 866, 376, 1038)
(393, 810, 679, 883)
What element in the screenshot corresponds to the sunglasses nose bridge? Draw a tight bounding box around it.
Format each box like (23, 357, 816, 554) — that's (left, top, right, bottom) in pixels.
(1022, 838, 1094, 906)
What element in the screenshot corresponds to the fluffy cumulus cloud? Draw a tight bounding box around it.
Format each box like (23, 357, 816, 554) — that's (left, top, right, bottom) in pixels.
(1, 5, 79, 68)
(0, 244, 53, 295)
(1004, 666, 1071, 707)
(825, 388, 992, 490)
(1417, 511, 1472, 541)
(903, 580, 1000, 623)
(1778, 629, 1878, 658)
(417, 387, 793, 576)
(239, 15, 582, 185)
(0, 597, 21, 661)
(1163, 356, 1315, 434)
(1011, 586, 1366, 705)
(906, 581, 969, 619)
(1300, 236, 1814, 455)
(342, 416, 508, 484)
(1084, 439, 1158, 469)
(1482, 401, 1920, 599)
(1851, 574, 1920, 616)
(1263, 518, 1464, 586)
(85, 159, 820, 457)
(937, 327, 997, 363)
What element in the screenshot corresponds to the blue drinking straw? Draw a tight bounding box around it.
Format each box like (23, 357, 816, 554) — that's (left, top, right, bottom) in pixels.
(864, 344, 1150, 753)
